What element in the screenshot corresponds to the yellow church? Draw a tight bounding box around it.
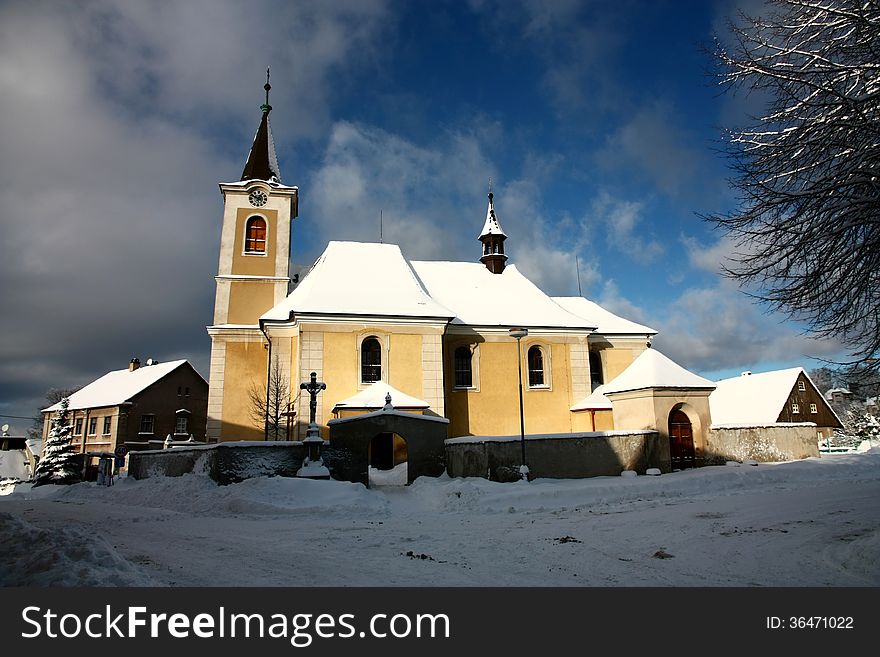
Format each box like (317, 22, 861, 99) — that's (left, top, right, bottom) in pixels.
(207, 85, 812, 476)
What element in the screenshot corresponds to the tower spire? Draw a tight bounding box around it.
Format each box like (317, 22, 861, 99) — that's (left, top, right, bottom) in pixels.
(478, 184, 508, 274)
(242, 69, 281, 183)
(261, 67, 272, 113)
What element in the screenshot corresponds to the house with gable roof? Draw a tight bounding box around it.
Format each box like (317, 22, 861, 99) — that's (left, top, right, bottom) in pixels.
(709, 368, 843, 441)
(41, 358, 208, 456)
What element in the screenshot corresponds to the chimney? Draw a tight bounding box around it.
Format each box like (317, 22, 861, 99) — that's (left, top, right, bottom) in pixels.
(129, 358, 141, 372)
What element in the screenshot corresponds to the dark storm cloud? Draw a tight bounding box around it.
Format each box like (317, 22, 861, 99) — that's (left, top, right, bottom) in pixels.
(0, 0, 392, 426)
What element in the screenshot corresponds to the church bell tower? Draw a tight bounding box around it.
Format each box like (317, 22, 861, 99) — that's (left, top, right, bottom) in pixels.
(479, 190, 507, 274)
(206, 71, 298, 442)
(212, 71, 298, 327)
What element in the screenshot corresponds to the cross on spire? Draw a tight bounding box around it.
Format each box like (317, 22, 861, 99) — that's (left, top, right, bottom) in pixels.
(262, 67, 272, 113)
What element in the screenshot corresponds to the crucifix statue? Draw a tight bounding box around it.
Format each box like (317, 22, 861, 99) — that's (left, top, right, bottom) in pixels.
(300, 371, 326, 431)
(297, 372, 328, 479)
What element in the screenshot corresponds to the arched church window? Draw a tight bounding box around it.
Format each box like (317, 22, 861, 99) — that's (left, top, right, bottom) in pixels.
(361, 337, 382, 383)
(590, 350, 604, 391)
(528, 346, 545, 387)
(454, 346, 473, 388)
(244, 216, 267, 253)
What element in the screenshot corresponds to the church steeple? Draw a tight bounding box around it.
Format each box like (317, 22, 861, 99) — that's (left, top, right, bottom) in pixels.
(478, 186, 508, 274)
(241, 68, 282, 183)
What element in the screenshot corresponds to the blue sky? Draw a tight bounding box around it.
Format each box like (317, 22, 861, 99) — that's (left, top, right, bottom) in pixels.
(0, 0, 842, 430)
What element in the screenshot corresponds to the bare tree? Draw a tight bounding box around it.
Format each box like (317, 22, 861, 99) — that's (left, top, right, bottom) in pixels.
(710, 0, 880, 372)
(248, 353, 293, 440)
(27, 386, 82, 441)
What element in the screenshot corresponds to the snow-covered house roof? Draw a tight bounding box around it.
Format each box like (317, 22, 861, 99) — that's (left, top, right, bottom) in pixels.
(709, 367, 841, 426)
(332, 382, 429, 411)
(478, 193, 506, 238)
(262, 242, 455, 322)
(411, 261, 596, 330)
(825, 387, 853, 399)
(602, 349, 715, 396)
(570, 385, 613, 411)
(552, 297, 656, 336)
(43, 360, 198, 412)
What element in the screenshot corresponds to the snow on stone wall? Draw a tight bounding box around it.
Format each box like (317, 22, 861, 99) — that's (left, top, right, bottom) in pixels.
(445, 431, 663, 481)
(128, 442, 309, 485)
(707, 424, 819, 463)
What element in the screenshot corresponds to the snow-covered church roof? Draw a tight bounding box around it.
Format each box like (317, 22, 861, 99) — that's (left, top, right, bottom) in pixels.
(332, 381, 429, 411)
(552, 296, 656, 336)
(601, 348, 715, 396)
(411, 261, 596, 330)
(570, 349, 712, 410)
(570, 385, 613, 411)
(262, 241, 454, 322)
(43, 360, 197, 412)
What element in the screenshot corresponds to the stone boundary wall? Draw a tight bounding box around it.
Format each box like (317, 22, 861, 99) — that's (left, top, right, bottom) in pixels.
(445, 431, 662, 482)
(706, 423, 819, 464)
(128, 441, 308, 485)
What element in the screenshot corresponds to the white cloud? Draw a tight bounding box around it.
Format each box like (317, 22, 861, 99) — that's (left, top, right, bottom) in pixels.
(587, 192, 665, 264)
(651, 281, 843, 374)
(304, 121, 595, 297)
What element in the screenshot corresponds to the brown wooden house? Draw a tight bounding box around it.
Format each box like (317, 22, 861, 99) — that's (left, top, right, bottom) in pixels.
(709, 367, 843, 440)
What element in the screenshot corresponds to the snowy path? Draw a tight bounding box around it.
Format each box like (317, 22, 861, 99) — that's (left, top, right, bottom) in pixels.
(1, 452, 878, 586)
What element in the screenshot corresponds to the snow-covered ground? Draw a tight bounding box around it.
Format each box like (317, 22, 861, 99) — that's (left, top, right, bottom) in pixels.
(1, 451, 878, 587)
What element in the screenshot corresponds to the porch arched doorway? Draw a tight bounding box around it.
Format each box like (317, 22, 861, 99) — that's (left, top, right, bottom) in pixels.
(668, 408, 695, 470)
(368, 432, 408, 486)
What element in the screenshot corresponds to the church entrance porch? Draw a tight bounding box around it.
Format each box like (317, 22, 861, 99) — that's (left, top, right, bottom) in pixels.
(669, 409, 695, 470)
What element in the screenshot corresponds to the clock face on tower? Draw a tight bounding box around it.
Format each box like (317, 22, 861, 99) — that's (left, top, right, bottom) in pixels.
(248, 190, 268, 207)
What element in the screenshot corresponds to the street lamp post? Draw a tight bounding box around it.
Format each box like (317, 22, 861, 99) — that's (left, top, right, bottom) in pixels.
(508, 327, 529, 481)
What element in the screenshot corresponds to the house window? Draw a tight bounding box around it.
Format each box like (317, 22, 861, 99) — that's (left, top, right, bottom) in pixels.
(810, 403, 818, 414)
(177, 386, 182, 396)
(792, 403, 800, 414)
(244, 216, 267, 254)
(175, 416, 188, 435)
(798, 380, 806, 392)
(185, 387, 190, 396)
(103, 417, 112, 435)
(454, 346, 473, 388)
(361, 337, 382, 383)
(75, 418, 83, 435)
(139, 414, 155, 434)
(528, 346, 546, 387)
(88, 417, 97, 436)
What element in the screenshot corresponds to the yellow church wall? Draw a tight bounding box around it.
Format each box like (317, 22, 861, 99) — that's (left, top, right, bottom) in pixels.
(220, 341, 268, 441)
(312, 329, 430, 431)
(230, 208, 278, 277)
(445, 337, 578, 437)
(570, 409, 615, 432)
(226, 281, 277, 325)
(388, 333, 424, 398)
(602, 346, 645, 381)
